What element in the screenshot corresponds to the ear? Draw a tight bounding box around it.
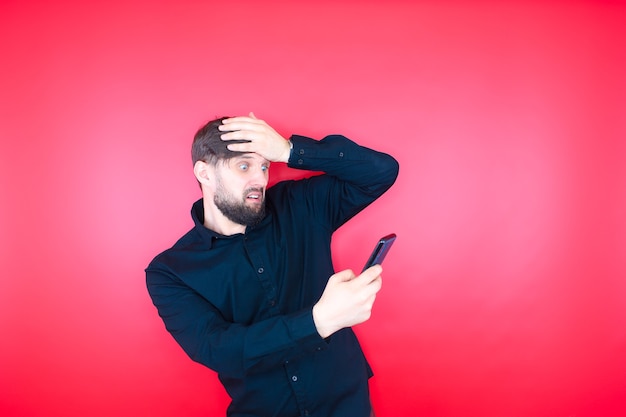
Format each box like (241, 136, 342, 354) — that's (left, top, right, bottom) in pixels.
(193, 160, 211, 186)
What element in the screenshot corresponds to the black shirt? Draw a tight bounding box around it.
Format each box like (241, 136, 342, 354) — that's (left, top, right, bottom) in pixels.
(146, 134, 399, 417)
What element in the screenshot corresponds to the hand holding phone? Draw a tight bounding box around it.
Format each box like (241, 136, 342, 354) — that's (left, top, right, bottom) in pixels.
(362, 233, 397, 272)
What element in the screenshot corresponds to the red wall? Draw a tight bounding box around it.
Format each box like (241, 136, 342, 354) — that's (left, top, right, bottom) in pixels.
(1, 1, 625, 416)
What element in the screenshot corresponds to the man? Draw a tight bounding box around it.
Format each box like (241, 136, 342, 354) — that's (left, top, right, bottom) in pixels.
(146, 113, 399, 417)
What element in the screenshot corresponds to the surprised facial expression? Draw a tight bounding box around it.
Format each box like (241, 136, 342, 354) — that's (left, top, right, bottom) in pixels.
(213, 154, 270, 227)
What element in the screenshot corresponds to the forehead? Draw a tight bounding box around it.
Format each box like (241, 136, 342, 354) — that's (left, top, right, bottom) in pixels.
(228, 153, 270, 165)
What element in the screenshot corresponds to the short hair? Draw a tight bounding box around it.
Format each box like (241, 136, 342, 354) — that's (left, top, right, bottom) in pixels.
(191, 117, 248, 166)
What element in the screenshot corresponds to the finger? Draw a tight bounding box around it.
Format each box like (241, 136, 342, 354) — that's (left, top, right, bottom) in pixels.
(361, 277, 382, 302)
(220, 128, 262, 141)
(221, 115, 253, 123)
(371, 275, 382, 292)
(225, 141, 253, 153)
(331, 269, 356, 284)
(219, 123, 266, 137)
(358, 265, 383, 284)
(221, 115, 263, 126)
(218, 122, 257, 133)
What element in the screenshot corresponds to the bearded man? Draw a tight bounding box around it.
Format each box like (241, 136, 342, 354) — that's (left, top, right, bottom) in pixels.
(146, 113, 399, 417)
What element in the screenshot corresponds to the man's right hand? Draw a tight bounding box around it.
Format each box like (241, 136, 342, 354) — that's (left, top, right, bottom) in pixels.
(218, 112, 291, 163)
(312, 265, 383, 339)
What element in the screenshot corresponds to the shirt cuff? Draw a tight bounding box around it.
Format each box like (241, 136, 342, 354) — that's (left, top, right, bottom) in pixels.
(287, 308, 329, 351)
(287, 135, 316, 168)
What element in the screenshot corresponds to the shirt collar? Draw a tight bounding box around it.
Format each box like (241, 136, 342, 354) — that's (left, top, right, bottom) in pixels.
(191, 199, 219, 247)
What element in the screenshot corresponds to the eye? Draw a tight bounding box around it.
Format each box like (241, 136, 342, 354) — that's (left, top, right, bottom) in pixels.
(238, 163, 249, 171)
(261, 164, 270, 173)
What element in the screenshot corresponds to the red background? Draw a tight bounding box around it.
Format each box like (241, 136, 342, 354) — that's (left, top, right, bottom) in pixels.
(1, 1, 625, 416)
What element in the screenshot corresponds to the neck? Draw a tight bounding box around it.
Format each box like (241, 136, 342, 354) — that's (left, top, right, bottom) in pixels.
(202, 198, 246, 236)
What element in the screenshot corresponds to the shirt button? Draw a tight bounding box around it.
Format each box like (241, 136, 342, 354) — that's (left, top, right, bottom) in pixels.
(269, 299, 276, 306)
(291, 376, 298, 382)
(297, 159, 304, 165)
(299, 149, 305, 155)
(257, 267, 264, 274)
(339, 152, 344, 157)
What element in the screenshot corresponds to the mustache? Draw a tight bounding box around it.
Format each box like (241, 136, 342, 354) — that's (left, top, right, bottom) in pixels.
(244, 187, 264, 194)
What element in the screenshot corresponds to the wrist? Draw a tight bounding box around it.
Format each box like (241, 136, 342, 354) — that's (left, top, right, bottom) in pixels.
(312, 303, 336, 339)
(281, 139, 293, 163)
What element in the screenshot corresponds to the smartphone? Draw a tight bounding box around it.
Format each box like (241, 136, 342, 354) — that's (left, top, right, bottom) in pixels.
(362, 233, 397, 272)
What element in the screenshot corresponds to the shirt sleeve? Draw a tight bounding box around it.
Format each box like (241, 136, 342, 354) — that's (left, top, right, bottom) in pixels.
(146, 263, 329, 378)
(287, 134, 399, 230)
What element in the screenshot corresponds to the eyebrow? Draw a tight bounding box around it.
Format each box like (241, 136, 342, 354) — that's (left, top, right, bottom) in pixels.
(233, 155, 270, 164)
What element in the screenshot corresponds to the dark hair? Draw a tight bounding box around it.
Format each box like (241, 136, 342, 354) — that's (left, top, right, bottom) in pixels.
(191, 117, 248, 166)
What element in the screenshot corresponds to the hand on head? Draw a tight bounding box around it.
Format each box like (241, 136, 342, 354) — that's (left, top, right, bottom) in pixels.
(219, 112, 291, 163)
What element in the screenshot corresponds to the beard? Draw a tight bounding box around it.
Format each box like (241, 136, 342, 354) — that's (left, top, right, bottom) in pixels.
(214, 180, 266, 228)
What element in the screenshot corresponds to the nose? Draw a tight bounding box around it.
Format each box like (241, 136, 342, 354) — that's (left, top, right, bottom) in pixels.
(250, 165, 269, 187)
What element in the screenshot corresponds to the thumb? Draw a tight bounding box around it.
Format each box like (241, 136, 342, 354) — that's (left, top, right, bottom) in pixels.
(248, 111, 257, 119)
(330, 269, 356, 284)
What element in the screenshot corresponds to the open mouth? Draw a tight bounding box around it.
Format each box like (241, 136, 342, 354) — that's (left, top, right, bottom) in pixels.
(245, 189, 264, 203)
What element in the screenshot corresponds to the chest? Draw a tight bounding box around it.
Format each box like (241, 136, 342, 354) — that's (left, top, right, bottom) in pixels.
(177, 218, 334, 324)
